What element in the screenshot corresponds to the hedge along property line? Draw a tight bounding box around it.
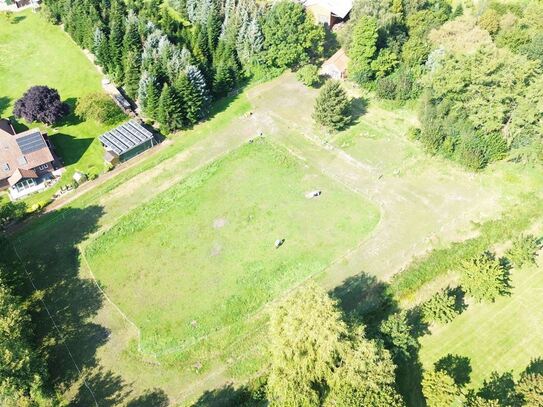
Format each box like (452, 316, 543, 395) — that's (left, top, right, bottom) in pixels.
(388, 194, 542, 301)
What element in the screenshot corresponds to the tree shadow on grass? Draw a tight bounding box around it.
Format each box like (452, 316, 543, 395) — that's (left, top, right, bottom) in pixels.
(192, 383, 266, 407)
(56, 98, 84, 127)
(126, 388, 169, 407)
(350, 97, 369, 126)
(0, 96, 10, 117)
(50, 133, 95, 166)
(12, 15, 26, 24)
(330, 272, 397, 334)
(477, 371, 518, 405)
(70, 368, 131, 407)
(8, 205, 110, 394)
(435, 354, 472, 387)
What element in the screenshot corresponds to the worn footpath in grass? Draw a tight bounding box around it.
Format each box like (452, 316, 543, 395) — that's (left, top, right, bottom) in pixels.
(85, 138, 380, 357)
(0, 11, 122, 205)
(419, 259, 543, 389)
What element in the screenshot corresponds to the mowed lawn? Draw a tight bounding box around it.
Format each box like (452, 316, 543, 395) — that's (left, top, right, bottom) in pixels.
(86, 139, 380, 356)
(419, 259, 543, 389)
(0, 11, 119, 202)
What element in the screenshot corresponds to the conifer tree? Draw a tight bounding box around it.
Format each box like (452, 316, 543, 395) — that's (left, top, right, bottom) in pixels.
(123, 11, 142, 57)
(175, 74, 202, 126)
(313, 80, 352, 130)
(93, 27, 110, 69)
(123, 51, 141, 99)
(144, 75, 161, 119)
(187, 65, 211, 116)
(109, 1, 126, 81)
(212, 61, 235, 96)
(158, 83, 185, 133)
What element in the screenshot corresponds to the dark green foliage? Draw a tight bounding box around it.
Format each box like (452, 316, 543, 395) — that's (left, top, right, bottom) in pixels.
(434, 354, 472, 387)
(379, 311, 418, 358)
(460, 252, 510, 303)
(506, 235, 540, 269)
(0, 201, 27, 229)
(376, 68, 419, 101)
(313, 80, 352, 131)
(175, 74, 202, 126)
(296, 64, 320, 87)
(262, 1, 325, 69)
(421, 289, 459, 324)
(123, 51, 141, 99)
(144, 76, 161, 119)
(0, 251, 55, 405)
(158, 83, 184, 133)
(348, 15, 378, 83)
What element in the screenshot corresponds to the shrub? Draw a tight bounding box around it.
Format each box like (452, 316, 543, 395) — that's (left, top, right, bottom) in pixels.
(422, 369, 460, 407)
(460, 252, 510, 303)
(495, 27, 531, 52)
(421, 289, 460, 324)
(376, 76, 397, 100)
(479, 9, 501, 35)
(75, 92, 125, 124)
(506, 235, 540, 269)
(296, 64, 321, 87)
(13, 86, 68, 125)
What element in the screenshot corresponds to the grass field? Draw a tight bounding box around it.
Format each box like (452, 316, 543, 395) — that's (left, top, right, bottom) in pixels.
(85, 138, 379, 356)
(419, 259, 543, 389)
(0, 11, 122, 205)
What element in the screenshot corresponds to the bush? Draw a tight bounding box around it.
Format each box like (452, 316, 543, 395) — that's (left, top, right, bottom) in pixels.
(13, 86, 68, 125)
(75, 92, 125, 124)
(455, 133, 508, 170)
(421, 289, 460, 324)
(478, 9, 500, 35)
(296, 64, 321, 87)
(460, 252, 510, 303)
(506, 235, 540, 269)
(376, 69, 419, 101)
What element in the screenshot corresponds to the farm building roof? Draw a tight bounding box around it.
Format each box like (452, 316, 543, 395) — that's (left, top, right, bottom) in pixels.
(302, 0, 353, 18)
(323, 48, 350, 72)
(99, 120, 154, 156)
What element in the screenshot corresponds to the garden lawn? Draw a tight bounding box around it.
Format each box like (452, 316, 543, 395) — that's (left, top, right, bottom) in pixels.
(419, 259, 543, 389)
(0, 11, 121, 205)
(85, 138, 380, 357)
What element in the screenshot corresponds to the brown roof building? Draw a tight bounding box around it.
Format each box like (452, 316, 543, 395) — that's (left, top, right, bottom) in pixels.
(0, 118, 59, 200)
(321, 49, 350, 80)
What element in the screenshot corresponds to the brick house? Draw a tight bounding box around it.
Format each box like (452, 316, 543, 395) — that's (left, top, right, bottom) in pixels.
(0, 118, 59, 200)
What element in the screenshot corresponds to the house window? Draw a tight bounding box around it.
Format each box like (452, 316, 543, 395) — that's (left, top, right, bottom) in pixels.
(15, 178, 36, 193)
(37, 163, 49, 171)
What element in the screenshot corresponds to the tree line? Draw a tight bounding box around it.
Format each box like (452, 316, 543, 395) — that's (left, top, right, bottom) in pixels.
(42, 0, 325, 133)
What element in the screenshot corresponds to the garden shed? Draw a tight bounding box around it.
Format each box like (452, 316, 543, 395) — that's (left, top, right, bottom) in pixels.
(99, 120, 155, 165)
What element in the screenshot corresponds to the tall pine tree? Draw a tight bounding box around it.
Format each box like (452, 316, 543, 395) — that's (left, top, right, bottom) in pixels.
(158, 83, 185, 133)
(313, 80, 352, 130)
(175, 73, 203, 126)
